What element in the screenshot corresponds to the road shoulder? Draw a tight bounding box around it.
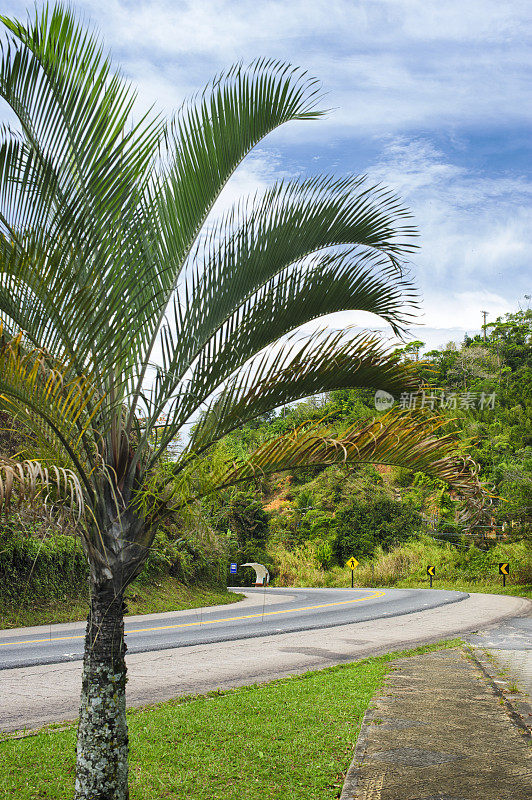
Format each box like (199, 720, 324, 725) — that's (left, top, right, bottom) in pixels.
(1, 591, 529, 733)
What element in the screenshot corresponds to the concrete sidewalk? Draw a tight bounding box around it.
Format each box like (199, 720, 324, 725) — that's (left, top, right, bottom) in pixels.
(340, 647, 531, 800)
(465, 615, 532, 701)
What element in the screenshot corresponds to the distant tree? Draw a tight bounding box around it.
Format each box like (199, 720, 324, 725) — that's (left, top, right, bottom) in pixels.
(488, 309, 532, 372)
(396, 339, 425, 361)
(217, 488, 270, 578)
(334, 497, 421, 561)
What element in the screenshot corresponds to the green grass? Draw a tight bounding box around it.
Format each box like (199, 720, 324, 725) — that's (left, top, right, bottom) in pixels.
(0, 577, 243, 629)
(0, 640, 459, 800)
(390, 576, 532, 600)
(312, 537, 532, 600)
(335, 574, 532, 600)
(273, 536, 532, 600)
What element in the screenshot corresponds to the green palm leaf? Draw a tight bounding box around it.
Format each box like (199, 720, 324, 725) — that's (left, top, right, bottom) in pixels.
(184, 412, 486, 525)
(180, 330, 417, 459)
(144, 175, 417, 410)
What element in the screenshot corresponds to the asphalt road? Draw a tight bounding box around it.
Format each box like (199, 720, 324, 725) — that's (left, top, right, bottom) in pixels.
(1, 589, 530, 732)
(0, 587, 468, 670)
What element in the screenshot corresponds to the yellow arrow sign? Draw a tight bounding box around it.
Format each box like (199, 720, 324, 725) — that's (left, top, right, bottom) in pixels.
(346, 557, 359, 570)
(427, 565, 435, 577)
(499, 563, 509, 575)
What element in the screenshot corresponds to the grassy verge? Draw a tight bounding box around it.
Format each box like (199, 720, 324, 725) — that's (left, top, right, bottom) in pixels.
(389, 577, 532, 600)
(0, 640, 459, 800)
(327, 574, 532, 600)
(0, 577, 244, 629)
(328, 574, 532, 600)
(273, 537, 532, 600)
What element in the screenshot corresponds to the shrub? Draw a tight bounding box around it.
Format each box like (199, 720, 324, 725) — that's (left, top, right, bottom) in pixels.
(0, 516, 229, 607)
(214, 489, 271, 585)
(334, 497, 422, 562)
(0, 530, 88, 603)
(270, 542, 327, 587)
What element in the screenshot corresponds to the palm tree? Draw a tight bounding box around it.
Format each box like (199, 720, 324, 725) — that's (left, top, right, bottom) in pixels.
(0, 6, 484, 799)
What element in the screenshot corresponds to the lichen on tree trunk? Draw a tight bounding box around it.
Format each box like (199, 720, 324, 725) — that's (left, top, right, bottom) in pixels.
(74, 590, 129, 800)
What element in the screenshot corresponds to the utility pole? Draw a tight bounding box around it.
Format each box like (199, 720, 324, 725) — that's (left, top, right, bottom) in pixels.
(481, 310, 488, 341)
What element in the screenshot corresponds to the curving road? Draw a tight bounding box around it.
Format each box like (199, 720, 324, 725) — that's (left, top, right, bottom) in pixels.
(0, 587, 467, 670)
(0, 587, 529, 732)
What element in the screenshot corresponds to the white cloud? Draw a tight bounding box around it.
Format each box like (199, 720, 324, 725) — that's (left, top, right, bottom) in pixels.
(5, 0, 528, 135)
(294, 287, 513, 349)
(392, 0, 531, 42)
(420, 291, 513, 331)
(366, 137, 532, 287)
(294, 137, 531, 346)
(74, 0, 530, 56)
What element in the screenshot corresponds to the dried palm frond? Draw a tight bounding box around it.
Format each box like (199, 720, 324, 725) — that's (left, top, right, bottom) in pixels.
(0, 457, 84, 518)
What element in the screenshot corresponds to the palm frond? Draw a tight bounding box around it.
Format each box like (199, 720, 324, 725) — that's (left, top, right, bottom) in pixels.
(0, 5, 161, 242)
(0, 331, 100, 493)
(145, 176, 417, 406)
(151, 330, 417, 467)
(186, 252, 414, 395)
(187, 412, 487, 524)
(157, 60, 324, 267)
(0, 456, 84, 517)
(0, 6, 165, 403)
(127, 61, 326, 409)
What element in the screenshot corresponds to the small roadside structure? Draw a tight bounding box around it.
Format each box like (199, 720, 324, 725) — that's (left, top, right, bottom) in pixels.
(241, 562, 270, 586)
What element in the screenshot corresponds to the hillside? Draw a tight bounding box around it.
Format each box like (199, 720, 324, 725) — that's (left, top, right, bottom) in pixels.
(204, 307, 532, 588)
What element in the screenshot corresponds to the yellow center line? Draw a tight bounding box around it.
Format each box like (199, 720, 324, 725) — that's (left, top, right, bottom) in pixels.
(0, 590, 386, 648)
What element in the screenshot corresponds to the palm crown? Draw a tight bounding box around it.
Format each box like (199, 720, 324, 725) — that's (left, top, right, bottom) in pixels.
(0, 6, 483, 591)
(0, 8, 486, 799)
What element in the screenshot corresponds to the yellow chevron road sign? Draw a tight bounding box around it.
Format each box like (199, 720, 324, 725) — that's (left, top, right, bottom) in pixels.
(427, 565, 436, 577)
(499, 563, 509, 575)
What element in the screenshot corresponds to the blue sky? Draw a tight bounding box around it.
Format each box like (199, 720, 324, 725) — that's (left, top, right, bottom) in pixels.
(4, 0, 531, 350)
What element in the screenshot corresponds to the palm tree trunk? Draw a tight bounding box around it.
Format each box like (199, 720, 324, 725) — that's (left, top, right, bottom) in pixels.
(74, 588, 129, 800)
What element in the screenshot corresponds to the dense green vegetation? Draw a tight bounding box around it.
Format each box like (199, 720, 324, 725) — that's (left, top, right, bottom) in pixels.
(1, 306, 530, 620)
(420, 307, 532, 528)
(1, 412, 238, 625)
(201, 306, 532, 586)
(334, 497, 422, 562)
(270, 535, 531, 598)
(0, 641, 459, 800)
(0, 578, 242, 630)
(0, 509, 237, 626)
